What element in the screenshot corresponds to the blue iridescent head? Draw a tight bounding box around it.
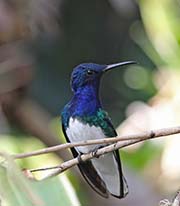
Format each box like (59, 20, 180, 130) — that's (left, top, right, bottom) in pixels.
(71, 61, 136, 92)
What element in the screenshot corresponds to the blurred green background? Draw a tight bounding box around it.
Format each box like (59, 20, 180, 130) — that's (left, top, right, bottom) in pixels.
(1, 0, 180, 205)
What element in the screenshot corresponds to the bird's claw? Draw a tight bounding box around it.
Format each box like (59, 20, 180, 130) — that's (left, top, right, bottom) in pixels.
(77, 154, 84, 164)
(159, 199, 171, 206)
(77, 145, 104, 162)
(91, 145, 104, 158)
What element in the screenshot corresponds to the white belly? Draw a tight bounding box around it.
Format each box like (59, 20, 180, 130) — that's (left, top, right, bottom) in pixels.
(66, 117, 106, 153)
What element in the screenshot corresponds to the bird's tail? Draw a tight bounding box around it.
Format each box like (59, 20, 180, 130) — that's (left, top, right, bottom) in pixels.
(78, 151, 128, 198)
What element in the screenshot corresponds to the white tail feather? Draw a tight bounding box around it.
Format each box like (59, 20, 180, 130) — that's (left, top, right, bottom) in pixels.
(91, 152, 127, 196)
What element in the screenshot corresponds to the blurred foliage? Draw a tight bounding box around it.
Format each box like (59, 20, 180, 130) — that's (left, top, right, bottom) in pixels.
(137, 0, 180, 68)
(121, 142, 162, 171)
(0, 164, 80, 206)
(120, 0, 180, 195)
(1, 0, 180, 205)
(29, 0, 155, 125)
(0, 136, 80, 206)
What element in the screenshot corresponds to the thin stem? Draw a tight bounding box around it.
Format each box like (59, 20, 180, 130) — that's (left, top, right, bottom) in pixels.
(13, 136, 141, 159)
(13, 126, 180, 160)
(27, 125, 180, 180)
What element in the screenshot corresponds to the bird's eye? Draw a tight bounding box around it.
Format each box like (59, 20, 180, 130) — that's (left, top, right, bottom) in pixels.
(87, 70, 94, 75)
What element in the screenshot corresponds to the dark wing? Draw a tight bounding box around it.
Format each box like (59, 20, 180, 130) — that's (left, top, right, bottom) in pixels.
(98, 110, 128, 198)
(61, 123, 109, 198)
(95, 109, 117, 137)
(112, 150, 128, 198)
(61, 108, 128, 198)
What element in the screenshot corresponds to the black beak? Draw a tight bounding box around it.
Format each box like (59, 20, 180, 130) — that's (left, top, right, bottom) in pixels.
(103, 61, 137, 72)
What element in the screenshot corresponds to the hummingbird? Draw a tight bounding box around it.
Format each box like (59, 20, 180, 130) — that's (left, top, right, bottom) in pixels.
(61, 61, 135, 198)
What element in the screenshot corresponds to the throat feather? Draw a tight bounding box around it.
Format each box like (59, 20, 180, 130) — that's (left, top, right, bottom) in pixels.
(73, 85, 101, 116)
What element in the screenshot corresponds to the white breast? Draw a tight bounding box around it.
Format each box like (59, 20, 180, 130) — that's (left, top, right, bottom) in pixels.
(66, 117, 105, 153)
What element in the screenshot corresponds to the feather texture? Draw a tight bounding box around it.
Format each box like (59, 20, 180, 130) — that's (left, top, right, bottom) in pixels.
(61, 62, 130, 198)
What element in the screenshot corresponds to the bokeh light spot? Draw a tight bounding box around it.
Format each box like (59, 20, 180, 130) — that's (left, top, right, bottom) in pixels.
(124, 66, 148, 90)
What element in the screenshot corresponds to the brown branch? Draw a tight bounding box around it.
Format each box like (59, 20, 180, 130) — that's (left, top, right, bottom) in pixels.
(13, 136, 140, 159)
(159, 190, 180, 206)
(13, 125, 180, 160)
(27, 125, 180, 180)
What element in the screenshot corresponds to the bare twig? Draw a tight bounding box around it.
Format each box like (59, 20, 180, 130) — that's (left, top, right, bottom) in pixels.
(13, 125, 180, 160)
(159, 191, 180, 206)
(13, 136, 140, 159)
(28, 126, 180, 180)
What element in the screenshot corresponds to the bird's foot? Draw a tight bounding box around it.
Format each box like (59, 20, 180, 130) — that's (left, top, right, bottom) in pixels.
(77, 153, 84, 164)
(77, 145, 105, 162)
(91, 145, 104, 158)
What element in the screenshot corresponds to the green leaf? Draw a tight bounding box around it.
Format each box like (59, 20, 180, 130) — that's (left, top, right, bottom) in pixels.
(0, 153, 80, 206)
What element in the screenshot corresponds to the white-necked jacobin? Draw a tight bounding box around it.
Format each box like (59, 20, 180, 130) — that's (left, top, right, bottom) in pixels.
(61, 61, 136, 198)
